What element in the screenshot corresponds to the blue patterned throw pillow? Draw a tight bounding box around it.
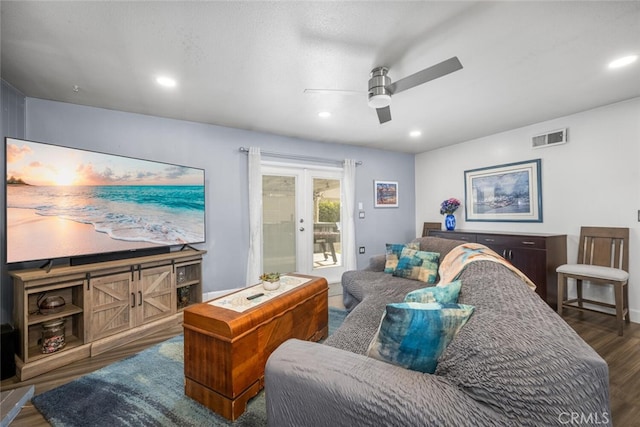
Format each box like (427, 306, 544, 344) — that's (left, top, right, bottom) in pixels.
(391, 247, 440, 283)
(404, 280, 462, 304)
(367, 302, 475, 374)
(384, 242, 420, 274)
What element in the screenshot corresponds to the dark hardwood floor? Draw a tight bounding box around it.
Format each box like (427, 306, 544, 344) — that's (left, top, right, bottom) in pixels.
(562, 310, 640, 427)
(2, 299, 639, 426)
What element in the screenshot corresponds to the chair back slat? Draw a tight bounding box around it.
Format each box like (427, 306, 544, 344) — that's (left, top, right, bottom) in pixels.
(577, 226, 629, 271)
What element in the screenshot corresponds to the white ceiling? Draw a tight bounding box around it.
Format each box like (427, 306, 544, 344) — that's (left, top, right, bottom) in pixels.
(2, 1, 639, 154)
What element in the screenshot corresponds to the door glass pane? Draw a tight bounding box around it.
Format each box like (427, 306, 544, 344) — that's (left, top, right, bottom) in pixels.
(262, 175, 296, 274)
(312, 178, 342, 269)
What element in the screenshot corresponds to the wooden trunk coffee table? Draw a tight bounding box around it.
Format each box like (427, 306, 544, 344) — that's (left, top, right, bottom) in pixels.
(182, 274, 328, 420)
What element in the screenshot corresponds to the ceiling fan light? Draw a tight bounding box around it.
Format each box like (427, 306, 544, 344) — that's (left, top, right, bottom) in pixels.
(608, 55, 638, 69)
(368, 67, 392, 109)
(368, 93, 391, 109)
(156, 76, 177, 88)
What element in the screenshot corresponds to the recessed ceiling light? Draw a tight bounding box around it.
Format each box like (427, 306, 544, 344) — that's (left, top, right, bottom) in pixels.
(156, 76, 177, 88)
(608, 55, 638, 69)
(318, 111, 331, 118)
(409, 130, 422, 138)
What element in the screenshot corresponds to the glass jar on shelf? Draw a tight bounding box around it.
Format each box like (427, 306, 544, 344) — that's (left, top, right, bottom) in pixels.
(177, 268, 186, 284)
(178, 286, 191, 309)
(41, 318, 66, 354)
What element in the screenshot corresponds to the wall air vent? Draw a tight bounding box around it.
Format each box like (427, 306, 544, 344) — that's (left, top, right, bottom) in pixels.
(532, 128, 567, 149)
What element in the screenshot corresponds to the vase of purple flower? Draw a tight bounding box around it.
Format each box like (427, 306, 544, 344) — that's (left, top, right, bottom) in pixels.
(444, 214, 456, 231)
(440, 198, 461, 231)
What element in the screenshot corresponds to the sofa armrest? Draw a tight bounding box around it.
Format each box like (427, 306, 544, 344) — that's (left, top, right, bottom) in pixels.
(265, 339, 508, 427)
(363, 254, 386, 271)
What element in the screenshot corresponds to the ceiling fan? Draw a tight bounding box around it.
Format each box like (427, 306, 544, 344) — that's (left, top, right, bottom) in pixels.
(306, 56, 463, 124)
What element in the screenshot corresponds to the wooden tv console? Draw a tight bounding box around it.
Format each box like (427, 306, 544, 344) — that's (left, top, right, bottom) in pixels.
(10, 249, 206, 380)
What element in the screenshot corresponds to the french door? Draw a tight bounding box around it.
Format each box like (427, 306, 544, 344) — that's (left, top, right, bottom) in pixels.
(262, 164, 345, 283)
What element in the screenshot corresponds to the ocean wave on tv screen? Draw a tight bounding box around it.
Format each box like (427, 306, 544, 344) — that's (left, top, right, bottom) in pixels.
(7, 185, 205, 245)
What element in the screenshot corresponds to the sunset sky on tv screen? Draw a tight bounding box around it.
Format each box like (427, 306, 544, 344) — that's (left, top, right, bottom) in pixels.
(5, 138, 205, 263)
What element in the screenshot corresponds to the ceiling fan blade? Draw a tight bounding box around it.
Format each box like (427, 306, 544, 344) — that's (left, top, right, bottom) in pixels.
(376, 106, 392, 124)
(388, 56, 463, 94)
(303, 88, 365, 95)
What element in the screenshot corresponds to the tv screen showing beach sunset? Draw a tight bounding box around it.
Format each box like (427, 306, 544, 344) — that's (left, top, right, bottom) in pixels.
(5, 138, 205, 264)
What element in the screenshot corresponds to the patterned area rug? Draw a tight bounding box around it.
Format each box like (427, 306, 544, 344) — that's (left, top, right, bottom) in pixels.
(32, 307, 348, 427)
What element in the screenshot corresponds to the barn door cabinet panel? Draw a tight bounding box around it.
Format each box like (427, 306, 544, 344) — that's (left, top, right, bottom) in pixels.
(428, 230, 566, 309)
(10, 249, 205, 380)
(137, 264, 175, 325)
(88, 271, 134, 342)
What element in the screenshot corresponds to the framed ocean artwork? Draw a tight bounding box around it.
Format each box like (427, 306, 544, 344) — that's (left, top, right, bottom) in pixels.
(464, 159, 542, 222)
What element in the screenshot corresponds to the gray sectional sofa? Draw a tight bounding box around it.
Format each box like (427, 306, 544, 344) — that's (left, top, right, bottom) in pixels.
(265, 237, 611, 426)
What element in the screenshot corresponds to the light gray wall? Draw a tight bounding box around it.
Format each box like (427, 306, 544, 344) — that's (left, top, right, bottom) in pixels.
(1, 81, 26, 324)
(2, 98, 415, 315)
(415, 97, 640, 323)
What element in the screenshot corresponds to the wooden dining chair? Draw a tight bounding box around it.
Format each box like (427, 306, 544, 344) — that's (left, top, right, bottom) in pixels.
(557, 226, 630, 336)
(422, 222, 442, 237)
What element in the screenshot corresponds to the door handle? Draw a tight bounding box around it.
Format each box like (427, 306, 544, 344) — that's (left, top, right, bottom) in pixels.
(299, 227, 305, 231)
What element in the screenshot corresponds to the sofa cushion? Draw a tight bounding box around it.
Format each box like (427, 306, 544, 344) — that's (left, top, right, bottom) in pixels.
(436, 310, 610, 425)
(404, 280, 462, 304)
(384, 242, 419, 273)
(367, 302, 474, 374)
(327, 271, 426, 352)
(433, 260, 612, 425)
(391, 248, 439, 283)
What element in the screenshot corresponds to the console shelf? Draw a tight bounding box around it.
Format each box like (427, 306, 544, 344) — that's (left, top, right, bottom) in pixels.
(26, 335, 84, 363)
(27, 304, 84, 326)
(10, 249, 206, 380)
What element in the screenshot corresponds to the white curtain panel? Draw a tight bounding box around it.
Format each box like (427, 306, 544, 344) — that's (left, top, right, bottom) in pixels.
(246, 147, 263, 286)
(342, 159, 357, 271)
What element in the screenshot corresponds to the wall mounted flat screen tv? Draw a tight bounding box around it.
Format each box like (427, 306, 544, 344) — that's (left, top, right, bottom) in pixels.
(5, 137, 205, 264)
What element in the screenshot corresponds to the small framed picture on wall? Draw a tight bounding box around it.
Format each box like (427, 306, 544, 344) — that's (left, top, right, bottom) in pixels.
(374, 180, 398, 208)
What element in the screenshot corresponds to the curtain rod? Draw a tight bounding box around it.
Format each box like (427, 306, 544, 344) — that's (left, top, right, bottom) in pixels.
(239, 147, 362, 166)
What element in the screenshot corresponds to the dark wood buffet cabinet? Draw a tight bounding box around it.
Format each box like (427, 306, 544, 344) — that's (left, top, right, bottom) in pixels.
(427, 229, 567, 309)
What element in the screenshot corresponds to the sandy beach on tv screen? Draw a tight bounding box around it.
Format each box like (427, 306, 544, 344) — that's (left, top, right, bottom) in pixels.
(7, 208, 158, 263)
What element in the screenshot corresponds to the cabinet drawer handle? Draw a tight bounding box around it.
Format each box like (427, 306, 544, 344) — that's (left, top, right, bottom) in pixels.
(138, 291, 143, 306)
(131, 293, 135, 308)
(484, 238, 495, 242)
(508, 250, 513, 259)
(522, 241, 536, 245)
